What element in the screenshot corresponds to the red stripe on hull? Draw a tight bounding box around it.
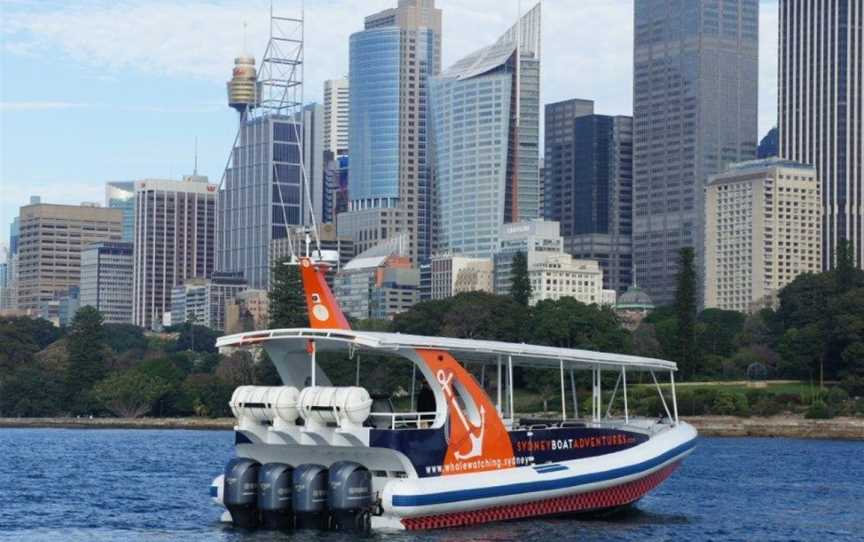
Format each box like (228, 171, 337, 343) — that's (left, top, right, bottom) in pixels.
(402, 461, 681, 530)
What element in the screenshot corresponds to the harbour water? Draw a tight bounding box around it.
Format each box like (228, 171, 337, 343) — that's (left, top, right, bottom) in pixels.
(1, 428, 862, 541)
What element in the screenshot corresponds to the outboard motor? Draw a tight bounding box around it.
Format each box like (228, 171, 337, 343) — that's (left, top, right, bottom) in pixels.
(328, 461, 373, 532)
(223, 457, 261, 529)
(258, 463, 294, 530)
(293, 464, 330, 529)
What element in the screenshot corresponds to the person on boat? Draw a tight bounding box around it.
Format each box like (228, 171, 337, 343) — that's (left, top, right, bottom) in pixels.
(417, 380, 435, 428)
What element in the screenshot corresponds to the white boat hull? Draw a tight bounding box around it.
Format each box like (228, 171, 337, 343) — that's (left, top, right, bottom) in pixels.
(380, 422, 696, 529)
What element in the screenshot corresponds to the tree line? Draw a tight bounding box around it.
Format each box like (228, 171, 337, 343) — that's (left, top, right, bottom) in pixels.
(1, 247, 862, 419)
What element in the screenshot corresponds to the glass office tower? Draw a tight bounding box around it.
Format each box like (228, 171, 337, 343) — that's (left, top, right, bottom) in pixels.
(218, 115, 304, 289)
(779, 0, 863, 269)
(632, 0, 759, 305)
(342, 0, 441, 264)
(429, 3, 541, 258)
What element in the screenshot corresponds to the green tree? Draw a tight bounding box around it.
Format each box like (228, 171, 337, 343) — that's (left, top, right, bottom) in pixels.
(215, 350, 257, 386)
(0, 322, 39, 374)
(441, 292, 523, 341)
(172, 324, 219, 353)
(529, 297, 627, 352)
(269, 257, 308, 328)
(0, 363, 65, 417)
(255, 350, 283, 386)
(510, 251, 532, 307)
(136, 358, 186, 416)
(777, 325, 824, 379)
(103, 323, 148, 354)
(1, 316, 62, 349)
(93, 371, 172, 418)
(180, 373, 234, 417)
(65, 306, 108, 413)
(834, 239, 859, 293)
(392, 298, 451, 336)
(674, 247, 699, 378)
(697, 308, 745, 358)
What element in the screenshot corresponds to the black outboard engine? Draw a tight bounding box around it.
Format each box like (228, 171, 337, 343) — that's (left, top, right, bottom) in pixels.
(328, 461, 373, 532)
(257, 463, 294, 530)
(224, 457, 261, 529)
(292, 464, 329, 529)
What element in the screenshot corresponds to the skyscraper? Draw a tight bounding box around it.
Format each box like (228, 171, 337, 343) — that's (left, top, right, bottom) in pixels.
(705, 159, 822, 312)
(429, 3, 541, 258)
(543, 99, 595, 231)
(323, 78, 350, 156)
(632, 0, 759, 305)
(16, 203, 123, 317)
(80, 241, 134, 324)
(779, 0, 863, 269)
(340, 0, 442, 263)
(106, 181, 136, 242)
(0, 262, 8, 311)
(298, 103, 325, 227)
(564, 114, 634, 294)
(133, 176, 216, 329)
(218, 115, 306, 289)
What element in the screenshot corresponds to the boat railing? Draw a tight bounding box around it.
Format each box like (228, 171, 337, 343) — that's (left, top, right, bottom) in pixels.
(368, 411, 438, 430)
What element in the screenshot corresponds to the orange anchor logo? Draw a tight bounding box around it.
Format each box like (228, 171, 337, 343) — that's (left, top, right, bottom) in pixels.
(437, 369, 486, 460)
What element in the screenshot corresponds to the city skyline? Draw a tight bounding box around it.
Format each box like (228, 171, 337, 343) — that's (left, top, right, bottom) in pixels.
(0, 0, 781, 251)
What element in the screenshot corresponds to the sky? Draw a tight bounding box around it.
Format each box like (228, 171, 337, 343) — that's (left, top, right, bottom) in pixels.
(0, 0, 780, 261)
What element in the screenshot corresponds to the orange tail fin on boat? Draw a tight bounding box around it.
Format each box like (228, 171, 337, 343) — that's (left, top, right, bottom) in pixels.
(298, 256, 351, 330)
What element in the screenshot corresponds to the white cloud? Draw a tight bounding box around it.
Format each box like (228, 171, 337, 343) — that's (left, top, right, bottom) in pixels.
(2, 0, 778, 132)
(0, 100, 222, 113)
(0, 101, 91, 110)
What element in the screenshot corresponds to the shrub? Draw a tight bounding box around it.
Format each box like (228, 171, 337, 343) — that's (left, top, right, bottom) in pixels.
(840, 376, 864, 398)
(745, 388, 769, 405)
(634, 395, 666, 418)
(751, 398, 783, 417)
(774, 393, 802, 406)
(179, 374, 233, 418)
(825, 387, 849, 405)
(712, 389, 750, 417)
(805, 400, 832, 419)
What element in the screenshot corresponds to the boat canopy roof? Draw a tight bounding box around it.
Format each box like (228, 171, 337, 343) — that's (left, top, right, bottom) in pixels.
(217, 328, 677, 372)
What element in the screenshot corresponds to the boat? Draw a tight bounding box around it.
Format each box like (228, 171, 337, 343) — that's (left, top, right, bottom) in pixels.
(210, 255, 697, 531)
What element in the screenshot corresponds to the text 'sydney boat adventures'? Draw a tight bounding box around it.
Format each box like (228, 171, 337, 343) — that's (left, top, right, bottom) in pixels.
(210, 255, 698, 531)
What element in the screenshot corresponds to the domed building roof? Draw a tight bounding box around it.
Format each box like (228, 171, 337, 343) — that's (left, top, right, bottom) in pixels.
(615, 285, 655, 311)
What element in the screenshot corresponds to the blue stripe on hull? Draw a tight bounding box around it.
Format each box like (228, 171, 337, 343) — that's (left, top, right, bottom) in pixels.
(392, 438, 696, 507)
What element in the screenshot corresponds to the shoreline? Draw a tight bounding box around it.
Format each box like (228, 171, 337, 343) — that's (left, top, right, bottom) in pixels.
(1, 415, 863, 440)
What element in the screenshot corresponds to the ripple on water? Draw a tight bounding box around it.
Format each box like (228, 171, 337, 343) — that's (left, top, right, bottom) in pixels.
(0, 430, 862, 541)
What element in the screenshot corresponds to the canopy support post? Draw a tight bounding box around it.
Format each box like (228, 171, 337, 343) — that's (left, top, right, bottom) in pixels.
(605, 370, 621, 420)
(496, 355, 502, 416)
(355, 353, 360, 386)
(410, 364, 416, 410)
(670, 370, 679, 425)
(650, 370, 673, 421)
(508, 355, 514, 425)
(310, 342, 316, 387)
(622, 366, 629, 425)
(592, 366, 601, 422)
(559, 359, 566, 421)
(570, 369, 578, 418)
